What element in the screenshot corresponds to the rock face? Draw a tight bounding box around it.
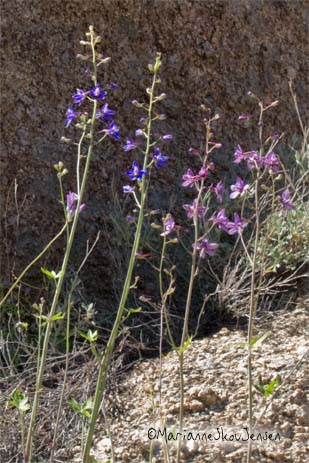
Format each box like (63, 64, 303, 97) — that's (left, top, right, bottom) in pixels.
(0, 0, 308, 301)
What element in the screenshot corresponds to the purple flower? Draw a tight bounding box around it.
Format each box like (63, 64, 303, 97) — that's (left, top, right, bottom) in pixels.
(233, 145, 246, 164)
(182, 169, 199, 188)
(195, 238, 219, 258)
(126, 161, 147, 181)
(66, 192, 85, 217)
(238, 114, 253, 122)
(152, 148, 169, 168)
(226, 213, 248, 235)
(123, 138, 138, 152)
(72, 88, 87, 106)
(230, 176, 250, 199)
(214, 181, 224, 203)
(161, 215, 176, 236)
(89, 84, 107, 100)
(247, 151, 263, 170)
(210, 209, 230, 233)
(183, 199, 207, 220)
(162, 134, 173, 141)
(198, 166, 209, 179)
(263, 151, 280, 172)
(108, 82, 118, 90)
(280, 189, 294, 210)
(96, 103, 116, 122)
(123, 185, 135, 194)
(65, 106, 79, 128)
(135, 129, 144, 137)
(104, 121, 120, 140)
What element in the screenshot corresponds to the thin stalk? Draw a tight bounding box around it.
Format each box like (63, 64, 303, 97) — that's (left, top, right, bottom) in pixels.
(82, 61, 160, 463)
(24, 29, 99, 463)
(246, 104, 264, 463)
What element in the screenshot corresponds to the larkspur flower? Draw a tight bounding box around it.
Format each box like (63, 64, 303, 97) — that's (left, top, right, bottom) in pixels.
(104, 121, 120, 140)
(123, 185, 135, 194)
(280, 189, 294, 210)
(160, 214, 176, 236)
(135, 129, 144, 137)
(238, 114, 253, 122)
(195, 238, 219, 258)
(89, 84, 107, 100)
(214, 180, 224, 203)
(108, 82, 118, 90)
(72, 88, 87, 106)
(226, 213, 248, 235)
(233, 145, 246, 164)
(210, 209, 230, 233)
(126, 161, 147, 181)
(66, 192, 85, 217)
(152, 148, 169, 168)
(162, 134, 173, 141)
(182, 169, 199, 188)
(123, 138, 138, 152)
(230, 176, 250, 199)
(263, 151, 280, 172)
(198, 166, 209, 179)
(247, 151, 263, 170)
(65, 106, 79, 128)
(96, 103, 116, 122)
(183, 199, 207, 220)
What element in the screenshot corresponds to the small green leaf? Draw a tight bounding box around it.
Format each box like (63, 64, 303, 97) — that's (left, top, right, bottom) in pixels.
(80, 329, 98, 343)
(125, 307, 142, 316)
(178, 336, 192, 354)
(250, 331, 272, 349)
(41, 267, 56, 279)
(51, 312, 64, 321)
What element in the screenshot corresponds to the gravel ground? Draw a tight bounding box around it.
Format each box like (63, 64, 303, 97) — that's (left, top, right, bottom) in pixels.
(86, 299, 309, 463)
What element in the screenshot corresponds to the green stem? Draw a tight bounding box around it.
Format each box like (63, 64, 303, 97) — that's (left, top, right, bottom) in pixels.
(82, 60, 160, 463)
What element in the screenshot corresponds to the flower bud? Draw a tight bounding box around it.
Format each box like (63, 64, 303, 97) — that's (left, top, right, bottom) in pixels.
(60, 136, 71, 144)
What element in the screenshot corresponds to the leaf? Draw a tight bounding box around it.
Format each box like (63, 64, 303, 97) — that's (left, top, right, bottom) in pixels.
(80, 330, 98, 343)
(41, 267, 56, 279)
(51, 312, 64, 321)
(125, 307, 142, 316)
(250, 331, 272, 349)
(178, 336, 192, 354)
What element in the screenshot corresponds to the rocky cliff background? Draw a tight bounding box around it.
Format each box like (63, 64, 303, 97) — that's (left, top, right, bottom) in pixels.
(1, 0, 308, 305)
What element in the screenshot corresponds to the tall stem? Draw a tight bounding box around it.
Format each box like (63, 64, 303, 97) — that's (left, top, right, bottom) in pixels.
(82, 61, 160, 463)
(24, 29, 98, 463)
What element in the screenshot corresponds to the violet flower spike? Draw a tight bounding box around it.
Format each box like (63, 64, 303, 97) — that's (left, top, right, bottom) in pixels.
(230, 176, 250, 199)
(126, 161, 147, 181)
(280, 189, 294, 210)
(195, 238, 219, 258)
(123, 138, 138, 152)
(183, 199, 207, 220)
(227, 213, 248, 235)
